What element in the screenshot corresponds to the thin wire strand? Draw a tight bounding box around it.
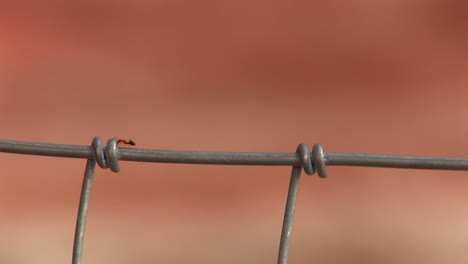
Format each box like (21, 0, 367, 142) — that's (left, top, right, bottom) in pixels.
(278, 144, 318, 264)
(278, 166, 302, 264)
(2, 138, 468, 170)
(72, 159, 96, 264)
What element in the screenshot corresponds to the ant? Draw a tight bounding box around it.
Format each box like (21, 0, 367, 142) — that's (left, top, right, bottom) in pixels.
(116, 138, 136, 147)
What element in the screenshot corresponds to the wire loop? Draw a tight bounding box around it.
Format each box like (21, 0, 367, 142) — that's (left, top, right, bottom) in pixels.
(297, 143, 314, 175)
(313, 144, 328, 178)
(106, 138, 120, 173)
(92, 137, 108, 169)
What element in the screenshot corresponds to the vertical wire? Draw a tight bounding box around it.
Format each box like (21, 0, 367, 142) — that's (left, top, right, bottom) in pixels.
(72, 159, 97, 264)
(277, 166, 302, 264)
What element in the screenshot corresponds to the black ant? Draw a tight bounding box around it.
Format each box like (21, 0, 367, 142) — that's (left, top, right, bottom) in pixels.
(116, 138, 136, 146)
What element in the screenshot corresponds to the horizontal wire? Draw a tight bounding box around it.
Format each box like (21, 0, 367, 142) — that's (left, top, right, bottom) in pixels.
(1, 138, 468, 171)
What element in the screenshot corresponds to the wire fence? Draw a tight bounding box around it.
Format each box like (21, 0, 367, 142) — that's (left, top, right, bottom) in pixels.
(2, 136, 468, 264)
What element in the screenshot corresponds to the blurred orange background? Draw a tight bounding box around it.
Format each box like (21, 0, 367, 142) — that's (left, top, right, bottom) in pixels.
(1, 1, 468, 263)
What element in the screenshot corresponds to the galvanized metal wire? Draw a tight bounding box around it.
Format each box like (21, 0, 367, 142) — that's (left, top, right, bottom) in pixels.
(2, 137, 468, 264)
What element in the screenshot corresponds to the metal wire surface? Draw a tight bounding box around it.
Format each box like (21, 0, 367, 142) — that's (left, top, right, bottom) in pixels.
(2, 137, 468, 264)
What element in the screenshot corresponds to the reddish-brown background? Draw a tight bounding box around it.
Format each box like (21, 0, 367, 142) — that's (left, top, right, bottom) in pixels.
(1, 1, 468, 263)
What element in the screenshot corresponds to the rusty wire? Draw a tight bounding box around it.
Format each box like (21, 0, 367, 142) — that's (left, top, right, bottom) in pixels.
(2, 137, 468, 264)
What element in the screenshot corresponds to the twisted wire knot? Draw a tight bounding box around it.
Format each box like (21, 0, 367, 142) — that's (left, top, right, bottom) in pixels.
(91, 137, 120, 173)
(296, 143, 328, 178)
